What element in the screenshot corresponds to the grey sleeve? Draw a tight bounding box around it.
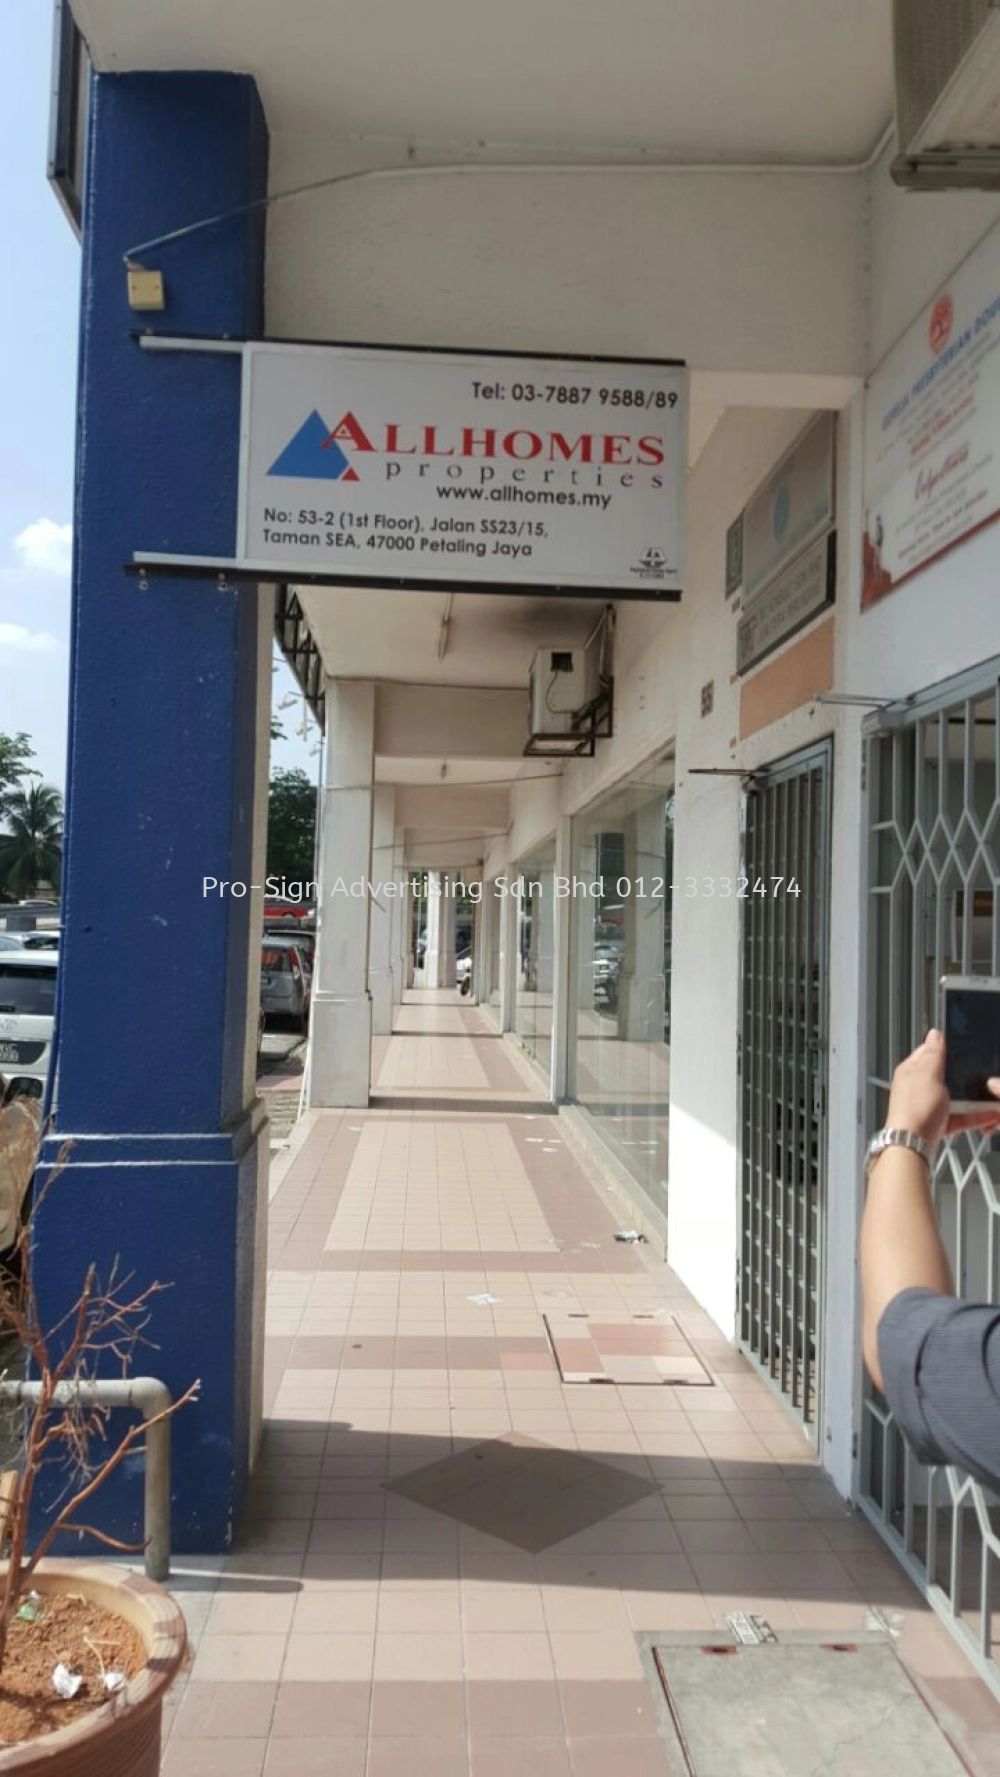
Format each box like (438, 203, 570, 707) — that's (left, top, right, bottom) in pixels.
(877, 1287, 1000, 1491)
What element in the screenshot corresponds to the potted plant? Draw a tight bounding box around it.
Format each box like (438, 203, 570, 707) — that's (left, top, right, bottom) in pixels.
(0, 1118, 195, 1771)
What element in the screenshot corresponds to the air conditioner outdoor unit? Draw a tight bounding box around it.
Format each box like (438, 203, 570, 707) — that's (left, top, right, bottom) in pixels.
(523, 613, 615, 759)
(529, 647, 589, 738)
(892, 0, 1000, 188)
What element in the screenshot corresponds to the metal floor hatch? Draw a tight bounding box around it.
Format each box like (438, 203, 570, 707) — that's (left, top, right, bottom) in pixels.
(648, 1633, 967, 1777)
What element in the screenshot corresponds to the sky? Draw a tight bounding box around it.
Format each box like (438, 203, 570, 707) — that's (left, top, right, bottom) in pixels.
(2, 9, 315, 795)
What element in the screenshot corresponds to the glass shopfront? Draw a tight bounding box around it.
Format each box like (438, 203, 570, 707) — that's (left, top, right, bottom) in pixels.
(485, 883, 502, 1014)
(514, 837, 557, 1081)
(570, 755, 675, 1218)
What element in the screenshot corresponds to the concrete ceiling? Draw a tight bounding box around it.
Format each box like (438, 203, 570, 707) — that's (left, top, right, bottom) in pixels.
(298, 584, 611, 793)
(75, 1, 892, 164)
(297, 585, 604, 690)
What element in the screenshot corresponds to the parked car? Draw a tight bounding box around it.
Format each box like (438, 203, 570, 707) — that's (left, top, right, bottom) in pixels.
(591, 940, 621, 1010)
(21, 931, 60, 951)
(265, 921, 315, 972)
(260, 936, 311, 1033)
(0, 935, 25, 952)
(0, 951, 58, 1098)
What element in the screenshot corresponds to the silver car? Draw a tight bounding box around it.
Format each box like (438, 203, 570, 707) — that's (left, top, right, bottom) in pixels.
(0, 951, 58, 1096)
(260, 936, 311, 1034)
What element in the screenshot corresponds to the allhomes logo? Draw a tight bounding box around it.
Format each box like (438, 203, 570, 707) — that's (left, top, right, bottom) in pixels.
(268, 409, 669, 482)
(268, 411, 361, 483)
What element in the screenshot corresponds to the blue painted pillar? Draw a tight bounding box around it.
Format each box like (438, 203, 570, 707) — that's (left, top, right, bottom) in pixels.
(36, 72, 270, 1552)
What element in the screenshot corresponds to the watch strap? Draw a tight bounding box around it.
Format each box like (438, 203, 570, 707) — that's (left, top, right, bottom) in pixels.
(865, 1126, 934, 1179)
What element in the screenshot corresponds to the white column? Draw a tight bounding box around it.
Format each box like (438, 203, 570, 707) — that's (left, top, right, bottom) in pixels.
(423, 871, 442, 986)
(499, 878, 518, 1032)
(425, 871, 456, 988)
(405, 873, 416, 988)
(549, 818, 573, 1102)
(474, 877, 490, 1006)
(571, 831, 598, 1103)
(390, 836, 408, 1007)
(310, 679, 374, 1108)
(368, 787, 396, 1035)
(437, 875, 457, 989)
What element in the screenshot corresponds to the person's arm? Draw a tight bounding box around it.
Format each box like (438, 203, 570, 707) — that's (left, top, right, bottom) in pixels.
(860, 1145, 951, 1389)
(860, 1028, 1000, 1389)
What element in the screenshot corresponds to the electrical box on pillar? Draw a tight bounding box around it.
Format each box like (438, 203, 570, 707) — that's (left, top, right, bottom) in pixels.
(126, 264, 166, 310)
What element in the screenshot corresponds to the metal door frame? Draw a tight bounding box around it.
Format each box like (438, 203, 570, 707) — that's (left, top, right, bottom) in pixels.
(737, 737, 833, 1444)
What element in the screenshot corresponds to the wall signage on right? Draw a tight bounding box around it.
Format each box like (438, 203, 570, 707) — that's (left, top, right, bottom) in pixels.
(725, 513, 744, 599)
(743, 412, 835, 604)
(862, 221, 1000, 610)
(737, 532, 836, 676)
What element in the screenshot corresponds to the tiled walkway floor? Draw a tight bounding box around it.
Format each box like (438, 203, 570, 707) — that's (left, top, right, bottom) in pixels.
(161, 994, 1000, 1776)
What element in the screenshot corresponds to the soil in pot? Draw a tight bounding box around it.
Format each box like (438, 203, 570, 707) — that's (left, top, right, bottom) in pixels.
(0, 1592, 146, 1746)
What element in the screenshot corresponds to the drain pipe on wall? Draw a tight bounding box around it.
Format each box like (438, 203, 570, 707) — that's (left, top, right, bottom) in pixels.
(0, 1377, 174, 1583)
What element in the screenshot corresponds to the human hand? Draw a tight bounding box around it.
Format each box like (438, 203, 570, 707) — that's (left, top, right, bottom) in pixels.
(886, 1029, 1000, 1148)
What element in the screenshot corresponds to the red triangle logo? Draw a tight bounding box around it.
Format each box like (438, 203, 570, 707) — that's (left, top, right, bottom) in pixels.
(341, 467, 360, 482)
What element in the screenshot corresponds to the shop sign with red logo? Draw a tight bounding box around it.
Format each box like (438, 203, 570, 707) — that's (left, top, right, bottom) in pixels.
(862, 224, 1000, 610)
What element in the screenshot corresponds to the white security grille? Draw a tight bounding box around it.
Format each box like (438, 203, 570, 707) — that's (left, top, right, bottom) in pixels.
(861, 668, 1000, 1695)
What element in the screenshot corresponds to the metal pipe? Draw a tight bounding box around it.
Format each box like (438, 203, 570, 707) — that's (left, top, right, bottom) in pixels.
(0, 1377, 173, 1583)
(123, 121, 897, 266)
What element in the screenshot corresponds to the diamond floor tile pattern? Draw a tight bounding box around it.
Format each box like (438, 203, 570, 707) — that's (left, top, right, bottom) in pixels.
(384, 1433, 660, 1553)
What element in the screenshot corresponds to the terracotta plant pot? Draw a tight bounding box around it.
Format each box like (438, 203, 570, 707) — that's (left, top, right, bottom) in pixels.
(0, 1563, 186, 1775)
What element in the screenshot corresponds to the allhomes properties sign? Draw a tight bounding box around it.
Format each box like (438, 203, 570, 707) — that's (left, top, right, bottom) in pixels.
(232, 341, 688, 599)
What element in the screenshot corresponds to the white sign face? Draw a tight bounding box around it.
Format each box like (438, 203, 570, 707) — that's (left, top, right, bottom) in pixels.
(743, 413, 835, 605)
(239, 343, 688, 596)
(863, 222, 1000, 610)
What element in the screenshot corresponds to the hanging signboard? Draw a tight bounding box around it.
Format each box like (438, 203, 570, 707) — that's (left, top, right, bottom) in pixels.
(736, 531, 836, 675)
(47, 1, 90, 234)
(742, 413, 835, 605)
(233, 341, 687, 598)
(862, 222, 1000, 610)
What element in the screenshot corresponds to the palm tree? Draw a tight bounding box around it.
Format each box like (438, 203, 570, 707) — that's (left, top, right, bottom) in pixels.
(0, 784, 63, 899)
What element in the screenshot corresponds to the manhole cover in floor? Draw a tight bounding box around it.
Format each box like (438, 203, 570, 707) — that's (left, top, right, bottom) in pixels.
(544, 1310, 712, 1385)
(651, 1637, 968, 1776)
(384, 1433, 658, 1552)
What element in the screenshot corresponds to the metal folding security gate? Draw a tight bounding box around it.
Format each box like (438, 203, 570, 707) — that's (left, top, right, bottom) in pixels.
(738, 741, 832, 1439)
(860, 665, 1000, 1695)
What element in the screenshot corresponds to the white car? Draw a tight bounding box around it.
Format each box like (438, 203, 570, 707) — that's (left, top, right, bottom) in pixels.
(0, 951, 58, 1100)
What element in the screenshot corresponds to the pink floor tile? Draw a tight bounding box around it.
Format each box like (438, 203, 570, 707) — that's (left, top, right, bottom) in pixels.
(211, 994, 1000, 1777)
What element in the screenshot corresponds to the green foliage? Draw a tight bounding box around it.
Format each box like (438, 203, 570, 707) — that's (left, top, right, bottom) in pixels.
(0, 734, 35, 817)
(266, 768, 317, 890)
(0, 783, 63, 899)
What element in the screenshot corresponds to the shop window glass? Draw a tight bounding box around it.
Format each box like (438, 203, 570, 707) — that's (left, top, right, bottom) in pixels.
(514, 838, 557, 1081)
(570, 755, 675, 1218)
(486, 883, 502, 1010)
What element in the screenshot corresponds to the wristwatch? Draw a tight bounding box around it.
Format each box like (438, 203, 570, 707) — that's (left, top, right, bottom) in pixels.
(865, 1127, 934, 1180)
